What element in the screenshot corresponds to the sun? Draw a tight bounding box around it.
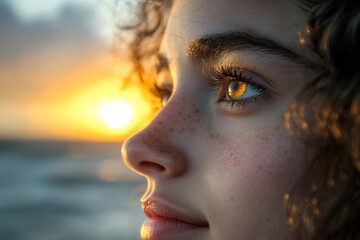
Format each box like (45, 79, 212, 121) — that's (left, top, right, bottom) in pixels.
(100, 101, 134, 130)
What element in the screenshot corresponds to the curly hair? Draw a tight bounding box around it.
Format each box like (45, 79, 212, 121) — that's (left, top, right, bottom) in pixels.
(119, 0, 360, 239)
(117, 0, 172, 102)
(285, 1, 360, 239)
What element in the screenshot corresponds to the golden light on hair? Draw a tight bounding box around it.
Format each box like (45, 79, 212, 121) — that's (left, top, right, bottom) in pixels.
(297, 31, 306, 44)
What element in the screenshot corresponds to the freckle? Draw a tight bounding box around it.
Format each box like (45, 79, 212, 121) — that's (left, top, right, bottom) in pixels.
(267, 218, 270, 223)
(217, 135, 225, 143)
(258, 165, 262, 170)
(230, 197, 234, 202)
(194, 109, 200, 113)
(178, 111, 182, 116)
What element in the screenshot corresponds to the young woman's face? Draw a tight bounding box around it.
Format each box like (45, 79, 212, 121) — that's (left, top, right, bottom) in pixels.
(123, 0, 318, 239)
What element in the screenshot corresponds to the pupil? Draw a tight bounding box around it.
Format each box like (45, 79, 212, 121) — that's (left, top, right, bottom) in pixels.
(229, 82, 239, 91)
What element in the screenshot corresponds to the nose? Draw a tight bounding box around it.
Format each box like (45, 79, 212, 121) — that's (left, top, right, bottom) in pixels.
(121, 102, 189, 179)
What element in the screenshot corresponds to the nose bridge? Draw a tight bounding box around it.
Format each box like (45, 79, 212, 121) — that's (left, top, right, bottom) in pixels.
(121, 96, 199, 179)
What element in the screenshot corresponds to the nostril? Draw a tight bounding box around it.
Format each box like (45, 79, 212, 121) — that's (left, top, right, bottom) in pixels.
(139, 161, 166, 172)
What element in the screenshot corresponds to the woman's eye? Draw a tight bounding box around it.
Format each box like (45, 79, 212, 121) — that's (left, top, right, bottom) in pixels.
(205, 66, 271, 111)
(155, 70, 173, 107)
(161, 89, 171, 106)
(153, 54, 173, 107)
(226, 80, 263, 101)
(152, 81, 172, 108)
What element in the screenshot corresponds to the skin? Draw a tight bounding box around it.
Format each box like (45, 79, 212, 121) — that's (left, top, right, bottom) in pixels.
(122, 0, 320, 239)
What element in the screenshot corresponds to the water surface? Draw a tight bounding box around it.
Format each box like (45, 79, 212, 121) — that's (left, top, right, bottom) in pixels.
(0, 141, 145, 240)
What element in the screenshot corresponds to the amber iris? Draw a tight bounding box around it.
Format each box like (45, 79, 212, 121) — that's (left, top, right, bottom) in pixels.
(227, 81, 247, 100)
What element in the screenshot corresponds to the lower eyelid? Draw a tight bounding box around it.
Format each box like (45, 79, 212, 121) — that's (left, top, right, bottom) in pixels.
(218, 99, 254, 112)
(204, 65, 276, 111)
(218, 90, 274, 112)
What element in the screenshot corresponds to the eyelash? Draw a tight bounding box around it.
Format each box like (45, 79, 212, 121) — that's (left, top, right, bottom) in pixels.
(152, 63, 271, 111)
(151, 61, 172, 107)
(205, 65, 268, 110)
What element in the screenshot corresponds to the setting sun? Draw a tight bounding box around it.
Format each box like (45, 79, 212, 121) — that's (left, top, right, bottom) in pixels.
(100, 101, 134, 130)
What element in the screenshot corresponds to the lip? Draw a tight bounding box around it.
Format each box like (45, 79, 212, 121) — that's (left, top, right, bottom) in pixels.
(141, 199, 209, 240)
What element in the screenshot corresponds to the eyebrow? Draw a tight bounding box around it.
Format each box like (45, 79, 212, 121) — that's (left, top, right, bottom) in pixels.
(187, 31, 319, 69)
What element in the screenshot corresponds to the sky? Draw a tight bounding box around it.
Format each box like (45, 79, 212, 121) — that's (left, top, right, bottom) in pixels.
(0, 0, 151, 141)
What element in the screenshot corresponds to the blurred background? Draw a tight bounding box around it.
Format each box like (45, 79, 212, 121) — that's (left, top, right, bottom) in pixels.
(0, 0, 150, 239)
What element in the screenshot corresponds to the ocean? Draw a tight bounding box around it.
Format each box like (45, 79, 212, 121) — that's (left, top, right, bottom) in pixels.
(0, 141, 146, 240)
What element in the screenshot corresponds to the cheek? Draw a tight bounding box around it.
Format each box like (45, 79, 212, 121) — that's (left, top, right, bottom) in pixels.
(215, 129, 306, 196)
(202, 127, 308, 231)
(223, 132, 305, 186)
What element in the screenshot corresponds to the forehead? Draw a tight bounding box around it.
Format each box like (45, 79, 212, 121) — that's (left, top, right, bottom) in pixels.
(161, 0, 308, 57)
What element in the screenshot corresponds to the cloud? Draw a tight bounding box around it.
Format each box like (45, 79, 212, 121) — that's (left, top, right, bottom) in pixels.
(0, 1, 18, 26)
(0, 1, 111, 102)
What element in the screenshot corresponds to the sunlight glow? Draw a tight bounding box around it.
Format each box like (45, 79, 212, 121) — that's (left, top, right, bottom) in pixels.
(100, 101, 134, 130)
(23, 76, 155, 141)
